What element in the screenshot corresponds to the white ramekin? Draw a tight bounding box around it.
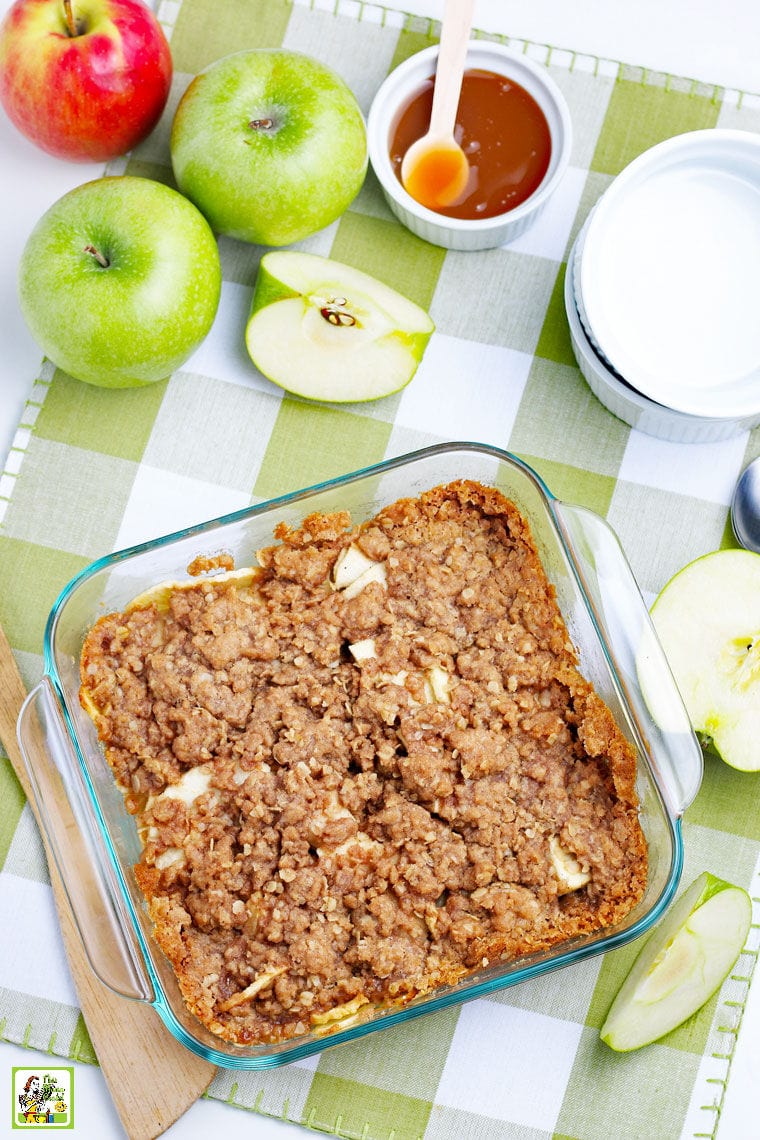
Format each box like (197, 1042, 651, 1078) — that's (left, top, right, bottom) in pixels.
(577, 129, 760, 419)
(367, 41, 572, 251)
(566, 222, 760, 444)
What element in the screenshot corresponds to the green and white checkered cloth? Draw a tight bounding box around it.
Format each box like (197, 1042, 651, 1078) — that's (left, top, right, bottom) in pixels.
(2, 1, 760, 1136)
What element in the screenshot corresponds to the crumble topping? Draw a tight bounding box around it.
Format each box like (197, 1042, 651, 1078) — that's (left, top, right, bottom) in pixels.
(80, 481, 647, 1044)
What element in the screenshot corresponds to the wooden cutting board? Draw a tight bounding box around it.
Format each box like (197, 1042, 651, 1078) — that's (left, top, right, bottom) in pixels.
(0, 622, 217, 1139)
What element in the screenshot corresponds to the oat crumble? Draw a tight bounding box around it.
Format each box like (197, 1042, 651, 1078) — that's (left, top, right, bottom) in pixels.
(79, 481, 647, 1045)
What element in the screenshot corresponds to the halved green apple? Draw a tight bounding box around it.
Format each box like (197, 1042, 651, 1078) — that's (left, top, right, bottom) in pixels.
(650, 549, 760, 770)
(601, 872, 751, 1051)
(245, 251, 434, 402)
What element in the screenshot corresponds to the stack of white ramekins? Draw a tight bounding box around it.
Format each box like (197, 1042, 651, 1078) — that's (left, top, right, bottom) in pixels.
(566, 130, 760, 443)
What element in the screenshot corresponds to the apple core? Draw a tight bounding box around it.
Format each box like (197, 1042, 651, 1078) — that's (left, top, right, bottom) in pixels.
(318, 297, 357, 328)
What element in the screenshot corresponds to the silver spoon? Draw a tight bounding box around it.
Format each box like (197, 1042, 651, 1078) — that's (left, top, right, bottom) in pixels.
(730, 456, 760, 553)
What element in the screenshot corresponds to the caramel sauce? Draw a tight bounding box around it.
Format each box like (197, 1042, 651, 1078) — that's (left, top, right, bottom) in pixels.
(403, 142, 469, 211)
(390, 68, 552, 220)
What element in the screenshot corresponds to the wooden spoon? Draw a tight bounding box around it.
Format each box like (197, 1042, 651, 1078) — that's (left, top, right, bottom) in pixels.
(400, 0, 475, 209)
(0, 621, 216, 1139)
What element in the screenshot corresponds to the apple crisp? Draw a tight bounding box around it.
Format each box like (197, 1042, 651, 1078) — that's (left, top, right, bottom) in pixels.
(80, 481, 647, 1045)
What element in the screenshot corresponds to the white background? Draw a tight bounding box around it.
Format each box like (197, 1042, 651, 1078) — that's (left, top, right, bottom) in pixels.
(1, 1, 759, 1137)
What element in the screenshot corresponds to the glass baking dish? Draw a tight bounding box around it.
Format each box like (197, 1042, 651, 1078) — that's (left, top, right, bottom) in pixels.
(17, 441, 703, 1069)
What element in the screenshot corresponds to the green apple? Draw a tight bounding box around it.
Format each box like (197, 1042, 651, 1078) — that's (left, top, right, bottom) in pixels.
(601, 872, 751, 1051)
(650, 549, 760, 770)
(18, 176, 221, 389)
(170, 49, 367, 246)
(245, 251, 434, 402)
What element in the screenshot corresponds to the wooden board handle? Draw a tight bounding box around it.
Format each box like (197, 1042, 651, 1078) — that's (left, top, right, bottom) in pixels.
(0, 622, 216, 1140)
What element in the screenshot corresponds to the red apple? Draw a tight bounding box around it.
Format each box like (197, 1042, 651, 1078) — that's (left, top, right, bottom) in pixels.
(0, 0, 172, 162)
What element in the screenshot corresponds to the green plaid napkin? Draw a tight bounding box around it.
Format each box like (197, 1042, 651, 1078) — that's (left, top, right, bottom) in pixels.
(2, 1, 760, 1136)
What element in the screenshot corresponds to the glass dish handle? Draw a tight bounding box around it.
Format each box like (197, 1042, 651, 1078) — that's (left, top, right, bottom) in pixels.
(17, 678, 154, 1002)
(553, 501, 703, 817)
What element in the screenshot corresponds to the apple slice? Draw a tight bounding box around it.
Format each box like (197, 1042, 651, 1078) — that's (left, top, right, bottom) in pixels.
(125, 567, 257, 614)
(601, 872, 751, 1052)
(650, 549, 760, 770)
(331, 544, 379, 590)
(245, 251, 434, 402)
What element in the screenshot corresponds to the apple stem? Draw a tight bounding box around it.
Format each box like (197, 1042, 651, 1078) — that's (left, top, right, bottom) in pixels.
(62, 0, 79, 37)
(84, 244, 110, 268)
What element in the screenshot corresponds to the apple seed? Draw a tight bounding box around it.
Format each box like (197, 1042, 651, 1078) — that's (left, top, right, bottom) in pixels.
(320, 305, 357, 327)
(315, 295, 358, 327)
